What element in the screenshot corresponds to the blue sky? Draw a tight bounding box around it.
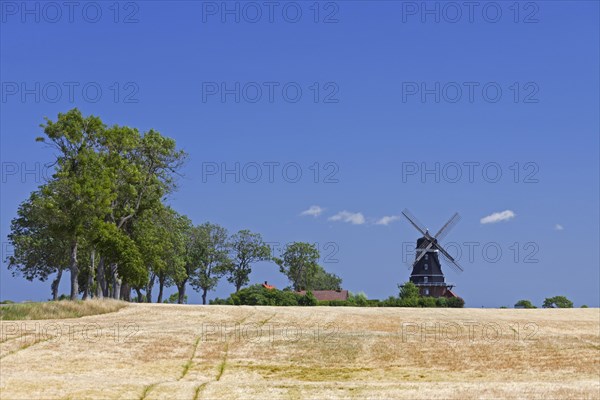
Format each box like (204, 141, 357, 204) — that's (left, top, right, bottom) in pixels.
(1, 1, 598, 307)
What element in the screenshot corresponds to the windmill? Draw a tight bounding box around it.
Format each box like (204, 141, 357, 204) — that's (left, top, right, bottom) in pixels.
(401, 208, 463, 298)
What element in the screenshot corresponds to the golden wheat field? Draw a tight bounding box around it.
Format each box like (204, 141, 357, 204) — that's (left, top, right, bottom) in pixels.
(0, 303, 599, 400)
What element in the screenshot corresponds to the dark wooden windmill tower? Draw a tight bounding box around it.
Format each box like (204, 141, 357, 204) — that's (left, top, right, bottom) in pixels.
(401, 209, 463, 298)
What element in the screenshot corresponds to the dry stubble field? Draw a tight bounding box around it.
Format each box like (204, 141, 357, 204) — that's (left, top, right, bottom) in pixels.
(0, 304, 599, 399)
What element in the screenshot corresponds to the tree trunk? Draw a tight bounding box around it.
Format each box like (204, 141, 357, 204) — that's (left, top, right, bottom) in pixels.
(202, 288, 208, 305)
(69, 241, 79, 300)
(112, 264, 121, 300)
(113, 279, 121, 299)
(146, 273, 156, 303)
(120, 283, 130, 301)
(177, 280, 187, 304)
(82, 250, 94, 300)
(51, 269, 63, 301)
(96, 256, 106, 299)
(86, 249, 95, 300)
(135, 288, 143, 303)
(157, 274, 166, 303)
(86, 271, 94, 299)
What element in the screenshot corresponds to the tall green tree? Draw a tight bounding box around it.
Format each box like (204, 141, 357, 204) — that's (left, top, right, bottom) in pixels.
(8, 109, 186, 301)
(189, 223, 230, 305)
(312, 265, 342, 290)
(7, 190, 70, 300)
(98, 125, 186, 299)
(227, 230, 271, 292)
(274, 242, 320, 291)
(130, 208, 168, 302)
(94, 220, 146, 290)
(169, 216, 198, 304)
(36, 109, 114, 299)
(131, 206, 187, 303)
(156, 208, 188, 303)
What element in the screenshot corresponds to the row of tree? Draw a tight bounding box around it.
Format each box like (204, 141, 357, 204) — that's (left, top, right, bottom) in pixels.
(6, 109, 342, 304)
(514, 296, 576, 309)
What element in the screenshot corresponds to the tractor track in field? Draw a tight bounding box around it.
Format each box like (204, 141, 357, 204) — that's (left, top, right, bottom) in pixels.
(179, 336, 202, 381)
(189, 309, 258, 399)
(213, 309, 256, 383)
(138, 382, 159, 400)
(0, 336, 54, 360)
(215, 341, 229, 381)
(134, 309, 257, 400)
(192, 382, 209, 400)
(0, 331, 35, 344)
(258, 312, 278, 327)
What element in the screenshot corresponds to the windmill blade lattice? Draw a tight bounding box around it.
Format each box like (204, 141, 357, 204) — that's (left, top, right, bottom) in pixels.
(436, 244, 464, 273)
(434, 213, 461, 242)
(401, 209, 428, 236)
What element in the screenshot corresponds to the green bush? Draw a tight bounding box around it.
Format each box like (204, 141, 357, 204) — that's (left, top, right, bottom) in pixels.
(347, 292, 368, 307)
(378, 293, 463, 308)
(581, 305, 589, 308)
(226, 286, 318, 307)
(329, 300, 350, 307)
(435, 297, 448, 307)
(399, 282, 419, 300)
(514, 299, 536, 309)
(381, 296, 402, 307)
(418, 297, 437, 307)
(446, 297, 465, 308)
(209, 297, 230, 305)
(164, 293, 187, 304)
(278, 290, 301, 306)
(0, 300, 15, 304)
(298, 291, 317, 306)
(216, 284, 468, 308)
(222, 284, 302, 306)
(398, 297, 419, 307)
(543, 296, 573, 308)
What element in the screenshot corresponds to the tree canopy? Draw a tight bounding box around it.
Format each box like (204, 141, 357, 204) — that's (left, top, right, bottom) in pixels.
(7, 109, 187, 300)
(274, 242, 321, 291)
(543, 296, 573, 308)
(514, 299, 537, 309)
(226, 230, 271, 292)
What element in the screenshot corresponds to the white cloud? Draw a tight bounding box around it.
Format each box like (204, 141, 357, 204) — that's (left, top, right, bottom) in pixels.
(328, 211, 366, 225)
(300, 205, 324, 217)
(554, 224, 564, 231)
(376, 215, 401, 226)
(480, 210, 516, 224)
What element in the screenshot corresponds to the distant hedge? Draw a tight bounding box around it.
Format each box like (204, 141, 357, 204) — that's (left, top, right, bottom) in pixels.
(210, 284, 464, 308)
(210, 284, 312, 306)
(318, 296, 464, 308)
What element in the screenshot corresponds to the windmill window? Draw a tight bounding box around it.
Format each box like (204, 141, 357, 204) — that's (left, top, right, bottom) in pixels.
(424, 277, 428, 283)
(424, 263, 428, 270)
(424, 289, 429, 295)
(425, 254, 429, 260)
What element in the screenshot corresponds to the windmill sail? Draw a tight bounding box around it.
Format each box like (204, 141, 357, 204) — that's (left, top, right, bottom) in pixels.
(401, 209, 463, 298)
